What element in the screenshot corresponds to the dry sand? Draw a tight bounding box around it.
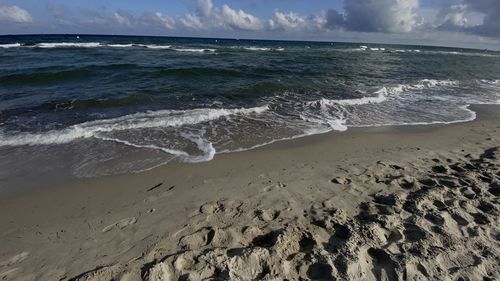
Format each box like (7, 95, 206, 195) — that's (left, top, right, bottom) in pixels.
(0, 105, 499, 281)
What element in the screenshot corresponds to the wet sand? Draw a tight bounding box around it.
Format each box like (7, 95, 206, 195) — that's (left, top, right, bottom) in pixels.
(0, 105, 499, 281)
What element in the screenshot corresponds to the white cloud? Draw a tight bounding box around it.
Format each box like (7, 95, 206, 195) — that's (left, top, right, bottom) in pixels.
(180, 13, 205, 30)
(463, 0, 500, 37)
(437, 4, 469, 30)
(180, 0, 262, 31)
(268, 11, 307, 31)
(151, 12, 175, 30)
(220, 5, 262, 30)
(51, 6, 176, 32)
(0, 5, 32, 23)
(432, 1, 499, 37)
(114, 10, 132, 27)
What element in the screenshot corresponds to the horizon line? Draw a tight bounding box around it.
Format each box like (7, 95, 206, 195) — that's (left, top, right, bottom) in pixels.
(0, 33, 496, 52)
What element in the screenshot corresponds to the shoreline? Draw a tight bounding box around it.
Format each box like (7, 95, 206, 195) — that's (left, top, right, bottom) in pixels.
(0, 104, 499, 280)
(1, 103, 498, 196)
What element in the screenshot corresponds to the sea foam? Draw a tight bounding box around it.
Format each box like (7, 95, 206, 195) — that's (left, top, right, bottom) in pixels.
(0, 43, 21, 48)
(243, 47, 272, 51)
(0, 105, 269, 147)
(35, 42, 102, 48)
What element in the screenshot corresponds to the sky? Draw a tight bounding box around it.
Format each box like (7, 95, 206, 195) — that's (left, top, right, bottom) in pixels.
(1, 0, 500, 49)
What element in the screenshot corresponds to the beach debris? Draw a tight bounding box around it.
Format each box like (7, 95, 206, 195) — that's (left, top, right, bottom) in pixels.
(147, 182, 163, 192)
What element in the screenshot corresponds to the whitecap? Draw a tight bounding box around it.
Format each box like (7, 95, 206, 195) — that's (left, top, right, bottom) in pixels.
(106, 44, 135, 48)
(139, 44, 172, 49)
(0, 43, 21, 48)
(174, 48, 216, 53)
(35, 42, 101, 48)
(243, 46, 271, 51)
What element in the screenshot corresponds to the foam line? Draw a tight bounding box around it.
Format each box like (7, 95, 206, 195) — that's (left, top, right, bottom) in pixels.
(0, 105, 269, 147)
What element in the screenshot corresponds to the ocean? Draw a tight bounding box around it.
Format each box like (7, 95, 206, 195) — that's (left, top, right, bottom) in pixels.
(0, 34, 499, 182)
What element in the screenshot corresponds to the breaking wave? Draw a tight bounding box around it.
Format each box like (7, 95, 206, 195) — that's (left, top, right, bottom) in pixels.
(0, 105, 269, 147)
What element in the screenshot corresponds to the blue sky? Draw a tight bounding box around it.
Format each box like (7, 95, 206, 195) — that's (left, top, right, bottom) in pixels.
(1, 0, 500, 49)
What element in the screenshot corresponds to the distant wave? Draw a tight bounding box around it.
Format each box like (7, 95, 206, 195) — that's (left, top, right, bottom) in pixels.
(1, 42, 218, 52)
(137, 44, 172, 49)
(35, 42, 102, 48)
(348, 46, 498, 57)
(174, 48, 216, 53)
(0, 43, 21, 48)
(243, 46, 272, 51)
(227, 46, 285, 52)
(107, 44, 135, 48)
(110, 44, 216, 52)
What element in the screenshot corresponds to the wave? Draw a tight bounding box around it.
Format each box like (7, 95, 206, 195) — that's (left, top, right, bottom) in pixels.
(135, 44, 216, 52)
(389, 49, 497, 58)
(0, 105, 269, 147)
(480, 79, 500, 85)
(18, 43, 216, 52)
(174, 48, 216, 53)
(300, 79, 461, 130)
(243, 47, 272, 51)
(427, 50, 498, 58)
(351, 47, 498, 58)
(35, 42, 102, 48)
(107, 44, 135, 48)
(307, 79, 458, 108)
(0, 43, 21, 48)
(356, 46, 388, 52)
(1, 78, 497, 164)
(138, 44, 172, 49)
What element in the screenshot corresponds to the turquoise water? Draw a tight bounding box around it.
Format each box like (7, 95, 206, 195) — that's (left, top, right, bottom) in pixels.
(0, 35, 499, 180)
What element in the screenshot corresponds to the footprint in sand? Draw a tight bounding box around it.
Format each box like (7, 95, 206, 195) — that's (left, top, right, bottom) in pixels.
(0, 268, 20, 280)
(331, 177, 351, 185)
(102, 217, 137, 233)
(254, 209, 280, 222)
(0, 251, 29, 267)
(179, 227, 216, 250)
(0, 252, 29, 280)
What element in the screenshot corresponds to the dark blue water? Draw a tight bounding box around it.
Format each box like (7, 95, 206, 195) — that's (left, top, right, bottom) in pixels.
(0, 35, 499, 181)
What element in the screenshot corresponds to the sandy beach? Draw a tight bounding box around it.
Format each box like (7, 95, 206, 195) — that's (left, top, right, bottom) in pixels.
(0, 104, 499, 281)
